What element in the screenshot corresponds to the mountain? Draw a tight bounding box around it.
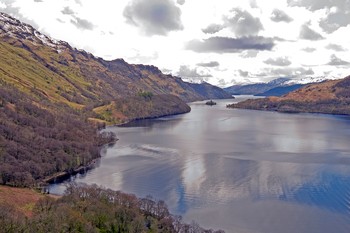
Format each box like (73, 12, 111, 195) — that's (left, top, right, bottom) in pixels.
(224, 78, 291, 95)
(0, 12, 230, 108)
(228, 75, 350, 115)
(224, 77, 326, 96)
(0, 12, 231, 186)
(255, 84, 305, 97)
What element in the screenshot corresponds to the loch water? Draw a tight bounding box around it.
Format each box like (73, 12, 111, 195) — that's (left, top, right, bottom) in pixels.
(50, 96, 350, 233)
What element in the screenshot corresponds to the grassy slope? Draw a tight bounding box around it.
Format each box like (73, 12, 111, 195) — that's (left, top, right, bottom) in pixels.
(0, 35, 231, 123)
(228, 76, 350, 115)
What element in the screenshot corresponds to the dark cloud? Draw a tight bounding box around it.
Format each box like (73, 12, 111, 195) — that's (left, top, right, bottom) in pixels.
(202, 24, 224, 34)
(299, 24, 324, 40)
(325, 44, 346, 51)
(61, 6, 74, 15)
(123, 0, 183, 36)
(176, 0, 185, 5)
(302, 47, 316, 52)
(224, 8, 263, 36)
(264, 57, 292, 66)
(186, 36, 275, 53)
(240, 50, 259, 58)
(197, 61, 220, 67)
(70, 16, 94, 30)
(270, 9, 293, 23)
(327, 54, 350, 66)
(319, 11, 350, 33)
(177, 65, 212, 82)
(238, 70, 249, 77)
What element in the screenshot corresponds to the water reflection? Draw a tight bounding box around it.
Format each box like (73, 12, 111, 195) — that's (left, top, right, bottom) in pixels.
(50, 98, 350, 233)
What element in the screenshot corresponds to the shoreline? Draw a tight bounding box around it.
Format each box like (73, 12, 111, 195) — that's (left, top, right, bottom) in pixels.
(41, 141, 117, 188)
(41, 110, 193, 189)
(107, 107, 192, 127)
(228, 105, 350, 117)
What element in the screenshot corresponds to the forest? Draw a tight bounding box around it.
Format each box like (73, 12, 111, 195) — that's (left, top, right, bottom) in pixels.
(0, 82, 115, 187)
(0, 183, 224, 233)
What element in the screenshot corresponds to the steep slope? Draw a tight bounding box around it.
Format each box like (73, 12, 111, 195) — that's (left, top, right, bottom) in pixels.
(0, 12, 230, 186)
(228, 76, 350, 115)
(0, 12, 230, 107)
(0, 82, 115, 186)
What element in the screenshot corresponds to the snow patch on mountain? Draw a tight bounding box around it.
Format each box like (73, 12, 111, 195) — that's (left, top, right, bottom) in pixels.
(0, 12, 75, 53)
(286, 76, 327, 85)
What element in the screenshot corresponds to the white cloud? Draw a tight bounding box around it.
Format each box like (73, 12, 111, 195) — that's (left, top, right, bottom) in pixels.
(0, 0, 349, 86)
(270, 9, 293, 23)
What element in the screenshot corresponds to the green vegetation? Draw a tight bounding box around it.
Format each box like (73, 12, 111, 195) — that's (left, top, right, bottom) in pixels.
(138, 91, 154, 100)
(0, 184, 225, 233)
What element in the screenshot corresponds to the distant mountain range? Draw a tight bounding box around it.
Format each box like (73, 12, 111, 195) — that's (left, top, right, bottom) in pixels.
(228, 75, 350, 115)
(224, 77, 327, 96)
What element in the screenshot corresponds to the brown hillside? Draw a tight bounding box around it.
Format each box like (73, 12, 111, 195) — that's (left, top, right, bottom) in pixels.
(228, 75, 350, 115)
(0, 185, 45, 217)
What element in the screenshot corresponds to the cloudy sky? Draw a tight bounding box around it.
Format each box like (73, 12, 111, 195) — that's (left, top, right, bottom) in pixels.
(1, 0, 350, 86)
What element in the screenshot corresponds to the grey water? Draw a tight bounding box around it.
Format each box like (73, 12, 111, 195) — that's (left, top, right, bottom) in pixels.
(50, 96, 350, 233)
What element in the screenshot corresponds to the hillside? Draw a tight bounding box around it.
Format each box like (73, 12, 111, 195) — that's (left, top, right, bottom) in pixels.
(0, 12, 230, 109)
(93, 94, 191, 124)
(228, 75, 350, 115)
(0, 12, 231, 186)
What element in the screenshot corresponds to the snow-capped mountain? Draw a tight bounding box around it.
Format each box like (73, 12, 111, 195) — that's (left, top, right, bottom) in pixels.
(286, 76, 327, 85)
(0, 12, 96, 58)
(224, 76, 328, 96)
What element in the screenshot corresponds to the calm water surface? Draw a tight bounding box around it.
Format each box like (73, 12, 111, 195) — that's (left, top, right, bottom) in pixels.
(50, 96, 350, 233)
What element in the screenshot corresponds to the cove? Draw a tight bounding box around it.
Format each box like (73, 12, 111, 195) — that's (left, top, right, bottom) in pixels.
(50, 96, 350, 233)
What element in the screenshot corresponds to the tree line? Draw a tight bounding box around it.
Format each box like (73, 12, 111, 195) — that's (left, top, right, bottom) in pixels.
(0, 183, 225, 233)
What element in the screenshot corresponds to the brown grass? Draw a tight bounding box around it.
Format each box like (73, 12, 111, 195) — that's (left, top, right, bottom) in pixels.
(0, 185, 58, 217)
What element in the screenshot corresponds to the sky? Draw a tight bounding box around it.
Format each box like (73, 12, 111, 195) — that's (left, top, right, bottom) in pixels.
(0, 0, 350, 86)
